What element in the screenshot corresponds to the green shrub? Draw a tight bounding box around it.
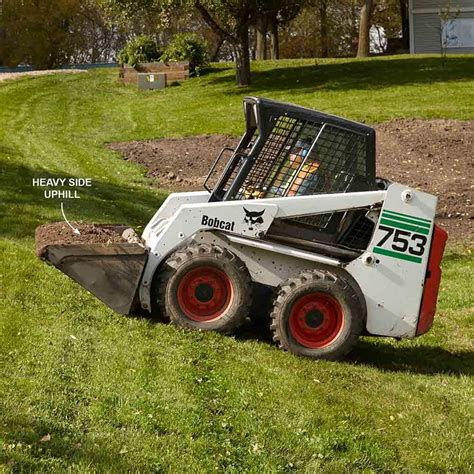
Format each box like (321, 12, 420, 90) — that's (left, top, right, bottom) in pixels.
(118, 35, 161, 67)
(161, 33, 208, 75)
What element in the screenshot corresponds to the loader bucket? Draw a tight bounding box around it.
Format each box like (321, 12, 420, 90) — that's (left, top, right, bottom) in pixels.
(36, 224, 148, 314)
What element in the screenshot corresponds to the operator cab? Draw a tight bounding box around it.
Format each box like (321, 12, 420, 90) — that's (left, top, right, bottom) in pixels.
(205, 97, 378, 260)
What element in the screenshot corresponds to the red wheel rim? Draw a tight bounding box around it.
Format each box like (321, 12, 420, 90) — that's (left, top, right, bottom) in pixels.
(176, 266, 233, 321)
(289, 292, 344, 349)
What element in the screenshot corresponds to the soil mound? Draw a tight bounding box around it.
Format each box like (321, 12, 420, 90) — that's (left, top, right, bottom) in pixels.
(108, 119, 473, 242)
(108, 134, 238, 191)
(376, 119, 472, 241)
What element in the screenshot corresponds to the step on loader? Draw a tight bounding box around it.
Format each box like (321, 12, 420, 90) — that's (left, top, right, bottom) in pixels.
(36, 97, 448, 360)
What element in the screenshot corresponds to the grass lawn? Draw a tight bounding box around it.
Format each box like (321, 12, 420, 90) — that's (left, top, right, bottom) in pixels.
(0, 55, 473, 472)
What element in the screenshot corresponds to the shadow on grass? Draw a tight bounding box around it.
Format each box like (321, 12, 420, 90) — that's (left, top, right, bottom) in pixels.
(207, 56, 474, 94)
(203, 65, 234, 74)
(236, 318, 474, 375)
(0, 160, 166, 240)
(348, 340, 474, 375)
(442, 251, 473, 263)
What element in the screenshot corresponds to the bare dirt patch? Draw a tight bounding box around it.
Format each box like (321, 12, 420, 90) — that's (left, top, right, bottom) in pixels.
(108, 119, 473, 243)
(35, 222, 127, 258)
(108, 135, 237, 192)
(0, 69, 87, 82)
(376, 119, 472, 242)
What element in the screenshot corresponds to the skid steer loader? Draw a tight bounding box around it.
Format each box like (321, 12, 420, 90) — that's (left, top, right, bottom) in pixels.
(36, 97, 448, 360)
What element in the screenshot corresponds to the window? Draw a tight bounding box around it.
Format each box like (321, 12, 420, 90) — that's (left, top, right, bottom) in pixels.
(442, 18, 474, 48)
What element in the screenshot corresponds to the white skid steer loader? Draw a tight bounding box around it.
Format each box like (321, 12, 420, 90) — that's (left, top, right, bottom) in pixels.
(37, 97, 448, 360)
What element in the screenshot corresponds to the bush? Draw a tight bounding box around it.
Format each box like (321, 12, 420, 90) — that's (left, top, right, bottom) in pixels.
(118, 35, 161, 67)
(161, 33, 208, 75)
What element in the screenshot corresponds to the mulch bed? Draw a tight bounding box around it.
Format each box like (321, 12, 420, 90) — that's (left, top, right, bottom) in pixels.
(108, 119, 473, 243)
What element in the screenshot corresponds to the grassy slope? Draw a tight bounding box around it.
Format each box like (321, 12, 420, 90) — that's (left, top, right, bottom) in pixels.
(0, 55, 473, 472)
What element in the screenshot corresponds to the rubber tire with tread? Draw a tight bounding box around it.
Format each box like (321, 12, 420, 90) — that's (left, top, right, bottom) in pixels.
(154, 243, 252, 334)
(270, 269, 365, 360)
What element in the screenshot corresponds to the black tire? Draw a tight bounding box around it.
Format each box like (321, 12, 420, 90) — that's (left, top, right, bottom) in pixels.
(270, 269, 365, 360)
(154, 243, 252, 334)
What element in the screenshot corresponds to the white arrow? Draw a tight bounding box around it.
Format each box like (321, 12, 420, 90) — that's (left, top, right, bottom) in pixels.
(61, 202, 80, 235)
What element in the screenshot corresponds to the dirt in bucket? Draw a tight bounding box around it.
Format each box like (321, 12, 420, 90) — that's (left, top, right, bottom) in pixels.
(35, 222, 128, 258)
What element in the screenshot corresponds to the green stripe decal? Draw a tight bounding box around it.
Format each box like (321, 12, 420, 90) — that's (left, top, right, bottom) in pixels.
(382, 209, 431, 224)
(373, 247, 422, 263)
(380, 218, 430, 235)
(381, 211, 431, 228)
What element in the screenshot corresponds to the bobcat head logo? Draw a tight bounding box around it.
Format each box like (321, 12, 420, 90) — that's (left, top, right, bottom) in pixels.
(243, 208, 265, 231)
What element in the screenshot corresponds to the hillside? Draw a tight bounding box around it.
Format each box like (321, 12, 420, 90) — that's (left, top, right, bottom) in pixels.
(0, 55, 473, 471)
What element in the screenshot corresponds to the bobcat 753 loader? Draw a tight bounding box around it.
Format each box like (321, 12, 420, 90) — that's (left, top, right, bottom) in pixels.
(37, 97, 448, 360)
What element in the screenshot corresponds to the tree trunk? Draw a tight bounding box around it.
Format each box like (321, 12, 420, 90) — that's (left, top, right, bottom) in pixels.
(351, 0, 358, 54)
(211, 35, 225, 62)
(357, 0, 373, 57)
(193, 0, 252, 85)
(269, 13, 279, 60)
(234, 28, 251, 86)
(255, 15, 268, 60)
(319, 1, 328, 58)
(399, 0, 409, 50)
(256, 30, 266, 59)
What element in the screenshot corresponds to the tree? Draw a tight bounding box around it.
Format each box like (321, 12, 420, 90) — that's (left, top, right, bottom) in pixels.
(255, 12, 269, 60)
(278, 0, 359, 59)
(194, 0, 256, 85)
(70, 6, 125, 64)
(357, 0, 373, 57)
(0, 0, 122, 68)
(99, 0, 177, 43)
(101, 0, 256, 85)
(319, 0, 329, 57)
(269, 13, 279, 59)
(369, 0, 404, 54)
(439, 0, 460, 59)
(0, 0, 87, 68)
(399, 0, 409, 50)
(254, 0, 304, 60)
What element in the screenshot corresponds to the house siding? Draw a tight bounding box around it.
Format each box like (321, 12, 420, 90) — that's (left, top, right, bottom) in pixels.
(413, 14, 440, 53)
(412, 11, 474, 53)
(412, 0, 474, 10)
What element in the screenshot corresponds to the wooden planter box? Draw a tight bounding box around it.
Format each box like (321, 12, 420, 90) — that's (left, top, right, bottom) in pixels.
(119, 62, 190, 87)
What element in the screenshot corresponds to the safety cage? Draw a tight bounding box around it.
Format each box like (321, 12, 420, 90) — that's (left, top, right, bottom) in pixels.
(205, 97, 378, 256)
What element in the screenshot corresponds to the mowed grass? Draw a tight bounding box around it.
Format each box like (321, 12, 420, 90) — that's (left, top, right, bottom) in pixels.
(0, 55, 473, 472)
